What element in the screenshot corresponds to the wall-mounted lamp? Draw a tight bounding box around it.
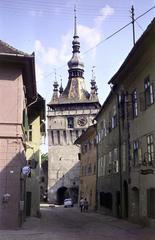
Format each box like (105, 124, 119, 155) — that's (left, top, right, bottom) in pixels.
(2, 193, 11, 203)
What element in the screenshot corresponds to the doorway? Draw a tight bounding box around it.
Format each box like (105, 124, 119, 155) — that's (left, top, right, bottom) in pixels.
(123, 181, 128, 218)
(26, 191, 31, 217)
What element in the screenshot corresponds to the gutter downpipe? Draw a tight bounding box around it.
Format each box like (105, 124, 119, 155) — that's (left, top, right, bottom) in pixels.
(95, 125, 98, 211)
(117, 91, 123, 218)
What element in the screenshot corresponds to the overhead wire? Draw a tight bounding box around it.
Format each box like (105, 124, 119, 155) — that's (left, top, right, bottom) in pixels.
(135, 21, 144, 32)
(0, 0, 129, 17)
(0, 2, 154, 78)
(43, 5, 155, 78)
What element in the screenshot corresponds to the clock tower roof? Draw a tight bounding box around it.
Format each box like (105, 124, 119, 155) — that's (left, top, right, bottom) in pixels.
(60, 8, 90, 103)
(48, 8, 100, 108)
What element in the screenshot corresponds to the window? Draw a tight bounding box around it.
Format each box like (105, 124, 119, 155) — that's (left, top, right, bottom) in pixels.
(84, 144, 87, 153)
(27, 125, 32, 141)
(51, 131, 54, 145)
(113, 148, 119, 173)
(112, 105, 117, 129)
(108, 152, 112, 174)
(147, 134, 154, 163)
(98, 132, 101, 143)
(133, 140, 139, 166)
(108, 112, 112, 133)
(82, 130, 85, 134)
(63, 130, 67, 143)
(103, 119, 107, 136)
(57, 130, 60, 144)
(144, 77, 154, 107)
(100, 121, 104, 139)
(99, 157, 104, 176)
(119, 92, 125, 119)
(103, 155, 106, 176)
(67, 116, 74, 128)
(132, 90, 138, 118)
(88, 164, 92, 174)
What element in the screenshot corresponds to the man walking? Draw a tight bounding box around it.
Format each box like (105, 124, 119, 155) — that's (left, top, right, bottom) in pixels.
(80, 197, 84, 212)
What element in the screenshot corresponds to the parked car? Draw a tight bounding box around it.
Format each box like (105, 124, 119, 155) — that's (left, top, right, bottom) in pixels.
(64, 198, 74, 208)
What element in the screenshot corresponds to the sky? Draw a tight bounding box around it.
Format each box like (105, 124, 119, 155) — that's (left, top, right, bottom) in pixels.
(0, 0, 155, 152)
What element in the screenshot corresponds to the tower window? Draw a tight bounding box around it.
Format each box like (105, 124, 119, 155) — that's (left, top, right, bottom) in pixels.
(63, 130, 67, 143)
(57, 130, 60, 144)
(67, 117, 74, 128)
(51, 131, 54, 145)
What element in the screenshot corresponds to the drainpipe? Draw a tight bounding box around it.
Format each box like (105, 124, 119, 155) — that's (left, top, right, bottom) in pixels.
(117, 93, 123, 218)
(95, 125, 98, 211)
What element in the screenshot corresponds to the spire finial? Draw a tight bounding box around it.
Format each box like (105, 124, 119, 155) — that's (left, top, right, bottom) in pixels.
(74, 5, 77, 37)
(92, 66, 96, 80)
(54, 68, 57, 82)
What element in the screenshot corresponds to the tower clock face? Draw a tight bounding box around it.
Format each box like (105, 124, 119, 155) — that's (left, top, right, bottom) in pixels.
(77, 116, 87, 126)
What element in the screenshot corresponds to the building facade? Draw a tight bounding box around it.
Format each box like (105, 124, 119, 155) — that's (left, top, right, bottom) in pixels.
(95, 91, 122, 217)
(75, 124, 97, 210)
(96, 18, 155, 225)
(47, 15, 100, 204)
(0, 40, 37, 228)
(26, 94, 45, 217)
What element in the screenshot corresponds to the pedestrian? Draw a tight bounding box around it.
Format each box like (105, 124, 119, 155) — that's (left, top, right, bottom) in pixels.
(80, 197, 84, 212)
(84, 198, 88, 212)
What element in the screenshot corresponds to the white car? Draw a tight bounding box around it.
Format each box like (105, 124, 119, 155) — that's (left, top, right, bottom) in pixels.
(64, 198, 73, 208)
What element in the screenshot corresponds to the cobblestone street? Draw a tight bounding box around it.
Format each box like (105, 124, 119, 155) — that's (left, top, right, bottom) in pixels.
(0, 204, 155, 240)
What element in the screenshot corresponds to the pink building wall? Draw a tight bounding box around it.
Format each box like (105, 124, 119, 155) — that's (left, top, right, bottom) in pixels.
(0, 65, 26, 229)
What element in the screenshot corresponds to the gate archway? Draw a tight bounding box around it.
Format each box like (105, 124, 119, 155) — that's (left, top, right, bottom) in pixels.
(57, 187, 68, 205)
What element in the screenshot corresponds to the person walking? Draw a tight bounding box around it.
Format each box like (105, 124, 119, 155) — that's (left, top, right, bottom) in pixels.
(79, 197, 84, 212)
(84, 198, 89, 212)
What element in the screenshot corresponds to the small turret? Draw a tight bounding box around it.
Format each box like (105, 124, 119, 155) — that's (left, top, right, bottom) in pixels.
(90, 66, 98, 100)
(59, 78, 64, 95)
(52, 71, 59, 102)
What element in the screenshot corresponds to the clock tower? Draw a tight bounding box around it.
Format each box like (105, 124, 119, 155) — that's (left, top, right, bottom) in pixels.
(47, 11, 100, 204)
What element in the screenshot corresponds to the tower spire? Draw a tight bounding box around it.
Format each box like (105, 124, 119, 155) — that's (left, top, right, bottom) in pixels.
(67, 7, 84, 78)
